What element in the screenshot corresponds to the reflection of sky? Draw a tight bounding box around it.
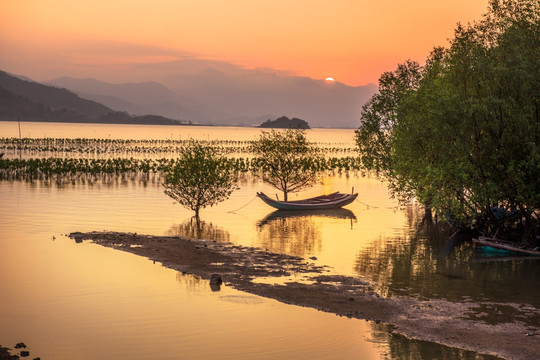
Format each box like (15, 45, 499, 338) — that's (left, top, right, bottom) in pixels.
(6, 123, 539, 306)
(0, 122, 410, 279)
(0, 173, 412, 360)
(0, 122, 358, 144)
(0, 167, 410, 279)
(0, 225, 385, 360)
(0, 177, 508, 360)
(0, 124, 521, 359)
(0, 180, 503, 360)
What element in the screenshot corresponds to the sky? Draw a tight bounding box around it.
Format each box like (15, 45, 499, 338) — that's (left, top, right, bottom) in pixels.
(0, 0, 489, 86)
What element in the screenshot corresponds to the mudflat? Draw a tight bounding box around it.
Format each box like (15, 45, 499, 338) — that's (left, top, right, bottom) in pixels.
(71, 231, 540, 360)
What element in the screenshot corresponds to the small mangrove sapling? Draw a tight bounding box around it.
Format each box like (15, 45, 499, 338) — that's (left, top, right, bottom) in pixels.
(250, 129, 322, 201)
(163, 140, 239, 218)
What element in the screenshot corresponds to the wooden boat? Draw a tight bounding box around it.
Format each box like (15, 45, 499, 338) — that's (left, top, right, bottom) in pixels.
(257, 191, 358, 210)
(473, 236, 540, 256)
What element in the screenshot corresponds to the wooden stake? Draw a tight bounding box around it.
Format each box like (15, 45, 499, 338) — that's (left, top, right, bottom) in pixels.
(18, 116, 22, 160)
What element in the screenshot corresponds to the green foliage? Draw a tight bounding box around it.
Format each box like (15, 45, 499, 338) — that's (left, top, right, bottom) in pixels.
(354, 60, 422, 178)
(355, 0, 539, 238)
(163, 140, 239, 217)
(250, 129, 322, 201)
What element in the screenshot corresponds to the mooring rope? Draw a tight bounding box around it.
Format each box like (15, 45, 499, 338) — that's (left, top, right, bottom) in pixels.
(229, 193, 388, 213)
(354, 198, 379, 208)
(228, 195, 259, 213)
(354, 197, 400, 210)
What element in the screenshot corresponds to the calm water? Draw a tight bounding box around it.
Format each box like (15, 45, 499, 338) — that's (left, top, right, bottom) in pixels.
(1, 121, 534, 359)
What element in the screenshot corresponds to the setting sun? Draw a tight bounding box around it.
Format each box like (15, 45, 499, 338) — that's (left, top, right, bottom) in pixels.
(325, 77, 335, 83)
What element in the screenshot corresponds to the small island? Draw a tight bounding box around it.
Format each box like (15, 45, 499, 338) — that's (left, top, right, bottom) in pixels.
(259, 116, 310, 129)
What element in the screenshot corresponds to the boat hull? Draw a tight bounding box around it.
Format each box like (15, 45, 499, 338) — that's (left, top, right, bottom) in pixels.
(257, 192, 358, 210)
(473, 236, 540, 256)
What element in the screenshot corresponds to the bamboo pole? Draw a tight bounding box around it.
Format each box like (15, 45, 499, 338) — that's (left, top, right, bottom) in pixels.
(18, 117, 22, 160)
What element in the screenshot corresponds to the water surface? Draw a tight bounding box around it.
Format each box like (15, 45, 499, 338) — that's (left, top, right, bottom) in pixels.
(1, 121, 531, 359)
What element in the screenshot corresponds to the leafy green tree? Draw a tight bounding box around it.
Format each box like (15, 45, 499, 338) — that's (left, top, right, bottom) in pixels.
(355, 0, 539, 240)
(251, 129, 322, 201)
(163, 140, 238, 218)
(354, 60, 422, 179)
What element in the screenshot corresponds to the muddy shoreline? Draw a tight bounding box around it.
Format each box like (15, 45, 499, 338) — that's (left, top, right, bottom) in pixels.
(71, 231, 539, 360)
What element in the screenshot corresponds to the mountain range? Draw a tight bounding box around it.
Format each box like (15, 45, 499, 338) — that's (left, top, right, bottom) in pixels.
(0, 70, 189, 126)
(1, 63, 377, 128)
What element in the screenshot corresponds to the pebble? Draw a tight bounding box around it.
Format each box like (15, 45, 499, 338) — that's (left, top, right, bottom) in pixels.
(210, 274, 223, 285)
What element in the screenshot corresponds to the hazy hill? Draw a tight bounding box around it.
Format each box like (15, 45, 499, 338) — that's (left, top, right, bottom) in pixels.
(47, 60, 377, 128)
(0, 86, 87, 122)
(75, 91, 149, 116)
(0, 71, 188, 125)
(149, 59, 378, 128)
(162, 65, 377, 128)
(0, 70, 111, 118)
(48, 77, 181, 104)
(259, 116, 310, 129)
(47, 77, 220, 124)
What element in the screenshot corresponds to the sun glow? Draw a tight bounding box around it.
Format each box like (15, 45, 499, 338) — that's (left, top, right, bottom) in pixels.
(325, 77, 335, 83)
(0, 1, 488, 85)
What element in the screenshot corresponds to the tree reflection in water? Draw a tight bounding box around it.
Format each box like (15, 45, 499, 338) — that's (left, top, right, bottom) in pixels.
(175, 272, 205, 291)
(167, 217, 231, 243)
(256, 209, 357, 258)
(368, 323, 503, 360)
(354, 204, 540, 309)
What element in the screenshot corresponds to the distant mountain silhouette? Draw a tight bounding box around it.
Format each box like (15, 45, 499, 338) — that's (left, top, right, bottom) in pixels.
(2, 57, 379, 128)
(47, 77, 185, 104)
(0, 86, 88, 122)
(47, 60, 378, 128)
(75, 91, 150, 115)
(47, 77, 217, 124)
(0, 71, 189, 125)
(0, 70, 111, 118)
(259, 116, 310, 129)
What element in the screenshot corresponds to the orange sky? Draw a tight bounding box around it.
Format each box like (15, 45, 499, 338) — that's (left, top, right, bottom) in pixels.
(0, 0, 488, 86)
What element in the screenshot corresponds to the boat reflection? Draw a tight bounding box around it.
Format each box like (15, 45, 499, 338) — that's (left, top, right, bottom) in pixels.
(257, 208, 357, 226)
(166, 217, 231, 243)
(256, 208, 357, 258)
